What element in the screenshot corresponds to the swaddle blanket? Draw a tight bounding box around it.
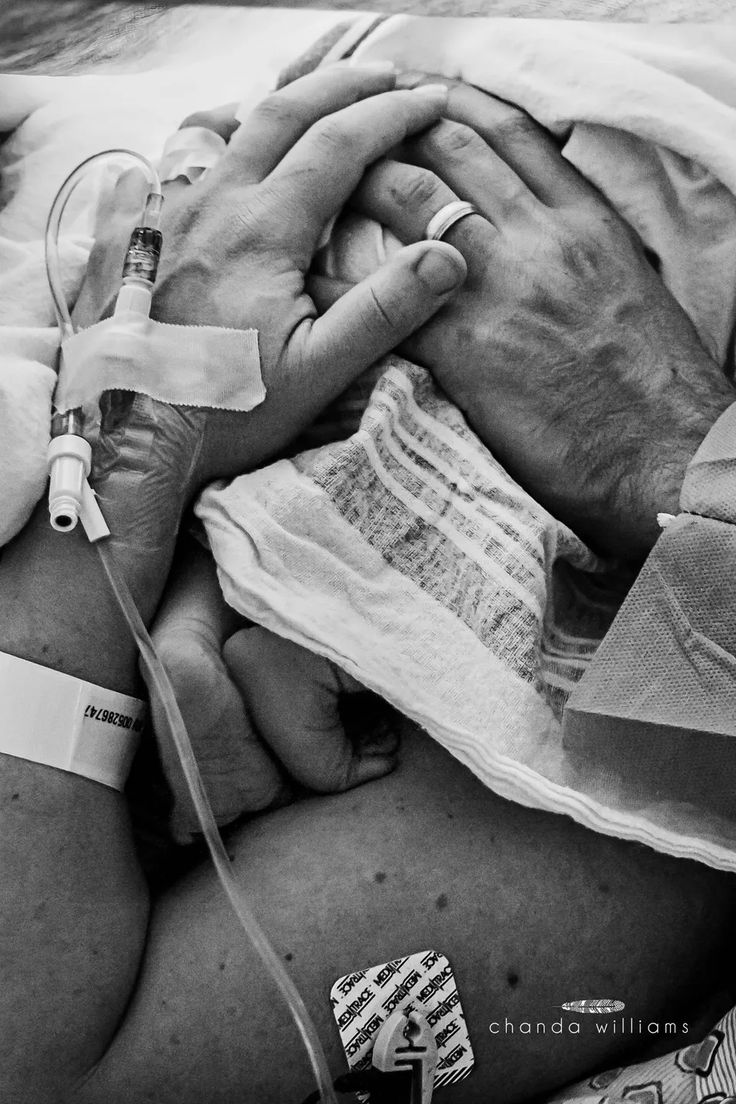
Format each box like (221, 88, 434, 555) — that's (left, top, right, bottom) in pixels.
(5, 15, 736, 869)
(197, 17, 736, 873)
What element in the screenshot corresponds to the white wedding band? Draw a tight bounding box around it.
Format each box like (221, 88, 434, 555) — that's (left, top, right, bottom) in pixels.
(424, 201, 480, 242)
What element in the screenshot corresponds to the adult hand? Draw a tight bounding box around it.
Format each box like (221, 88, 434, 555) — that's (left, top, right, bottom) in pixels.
(73, 66, 467, 492)
(326, 76, 735, 559)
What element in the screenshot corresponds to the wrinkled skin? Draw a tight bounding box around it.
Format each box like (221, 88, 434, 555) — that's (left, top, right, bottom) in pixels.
(316, 76, 736, 558)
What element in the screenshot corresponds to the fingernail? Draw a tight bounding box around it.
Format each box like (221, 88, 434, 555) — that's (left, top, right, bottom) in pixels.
(412, 82, 449, 104)
(416, 245, 465, 295)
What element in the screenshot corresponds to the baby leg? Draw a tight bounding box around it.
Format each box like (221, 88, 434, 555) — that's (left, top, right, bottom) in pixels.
(147, 536, 287, 842)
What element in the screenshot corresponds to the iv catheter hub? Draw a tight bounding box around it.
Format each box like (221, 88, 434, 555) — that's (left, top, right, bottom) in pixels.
(48, 432, 92, 532)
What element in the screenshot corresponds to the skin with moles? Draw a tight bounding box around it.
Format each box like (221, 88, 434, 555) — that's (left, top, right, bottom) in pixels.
(76, 726, 736, 1103)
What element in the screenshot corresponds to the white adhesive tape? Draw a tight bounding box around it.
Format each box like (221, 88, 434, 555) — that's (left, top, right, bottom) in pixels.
(56, 313, 265, 415)
(158, 126, 227, 185)
(0, 651, 145, 790)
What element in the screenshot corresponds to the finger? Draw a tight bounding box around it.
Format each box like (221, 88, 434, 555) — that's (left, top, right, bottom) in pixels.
(179, 102, 240, 142)
(72, 167, 147, 327)
(223, 629, 399, 793)
(304, 239, 467, 391)
(305, 272, 354, 313)
(351, 156, 493, 246)
(220, 62, 396, 183)
(409, 118, 542, 227)
(269, 84, 450, 229)
(447, 85, 598, 208)
(403, 73, 599, 209)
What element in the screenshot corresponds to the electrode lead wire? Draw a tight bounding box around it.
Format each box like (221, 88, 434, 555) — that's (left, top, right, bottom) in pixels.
(44, 149, 163, 342)
(97, 541, 338, 1104)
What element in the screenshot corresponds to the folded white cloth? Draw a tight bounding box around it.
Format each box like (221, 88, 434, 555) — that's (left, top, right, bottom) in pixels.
(196, 17, 736, 872)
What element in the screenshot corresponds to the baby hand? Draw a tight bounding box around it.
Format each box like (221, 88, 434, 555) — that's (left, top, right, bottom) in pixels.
(223, 626, 399, 798)
(148, 539, 398, 841)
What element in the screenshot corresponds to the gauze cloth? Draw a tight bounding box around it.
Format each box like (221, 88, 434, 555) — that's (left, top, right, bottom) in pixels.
(196, 16, 736, 873)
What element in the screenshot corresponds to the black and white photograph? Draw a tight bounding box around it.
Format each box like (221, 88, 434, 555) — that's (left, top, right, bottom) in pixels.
(2, 0, 736, 1101)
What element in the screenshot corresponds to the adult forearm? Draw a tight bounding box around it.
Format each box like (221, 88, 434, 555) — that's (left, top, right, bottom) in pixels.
(0, 419, 190, 1101)
(0, 755, 148, 1103)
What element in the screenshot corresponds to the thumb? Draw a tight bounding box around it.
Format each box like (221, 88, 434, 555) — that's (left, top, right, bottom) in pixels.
(306, 240, 466, 384)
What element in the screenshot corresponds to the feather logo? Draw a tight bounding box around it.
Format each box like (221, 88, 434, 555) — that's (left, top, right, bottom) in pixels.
(560, 1000, 626, 1014)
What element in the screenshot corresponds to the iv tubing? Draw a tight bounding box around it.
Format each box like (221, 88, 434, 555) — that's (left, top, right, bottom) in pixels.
(97, 543, 338, 1104)
(44, 149, 163, 342)
(46, 151, 339, 1104)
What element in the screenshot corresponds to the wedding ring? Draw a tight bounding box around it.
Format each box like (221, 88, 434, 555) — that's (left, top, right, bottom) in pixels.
(424, 201, 480, 242)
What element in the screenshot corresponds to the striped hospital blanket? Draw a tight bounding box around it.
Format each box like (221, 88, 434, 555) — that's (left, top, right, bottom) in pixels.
(196, 356, 736, 873)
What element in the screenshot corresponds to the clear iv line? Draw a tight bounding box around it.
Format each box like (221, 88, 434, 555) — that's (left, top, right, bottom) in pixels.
(96, 540, 338, 1104)
(45, 151, 338, 1104)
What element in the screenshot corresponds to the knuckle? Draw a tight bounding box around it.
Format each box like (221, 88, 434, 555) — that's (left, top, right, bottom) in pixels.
(491, 105, 538, 145)
(558, 216, 607, 273)
(502, 175, 534, 212)
(252, 92, 307, 133)
(396, 166, 443, 210)
(431, 119, 484, 158)
(312, 116, 360, 158)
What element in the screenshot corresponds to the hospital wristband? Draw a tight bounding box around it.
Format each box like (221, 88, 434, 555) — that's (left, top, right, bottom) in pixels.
(0, 651, 145, 790)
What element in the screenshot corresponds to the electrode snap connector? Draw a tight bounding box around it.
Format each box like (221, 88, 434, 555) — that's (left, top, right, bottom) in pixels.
(372, 1010, 438, 1104)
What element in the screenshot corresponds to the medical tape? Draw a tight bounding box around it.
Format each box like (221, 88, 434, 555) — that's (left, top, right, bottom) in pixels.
(331, 950, 475, 1099)
(158, 126, 227, 185)
(55, 312, 265, 415)
(0, 650, 145, 790)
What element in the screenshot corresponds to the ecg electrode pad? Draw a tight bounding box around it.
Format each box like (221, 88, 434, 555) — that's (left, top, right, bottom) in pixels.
(331, 950, 475, 1097)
